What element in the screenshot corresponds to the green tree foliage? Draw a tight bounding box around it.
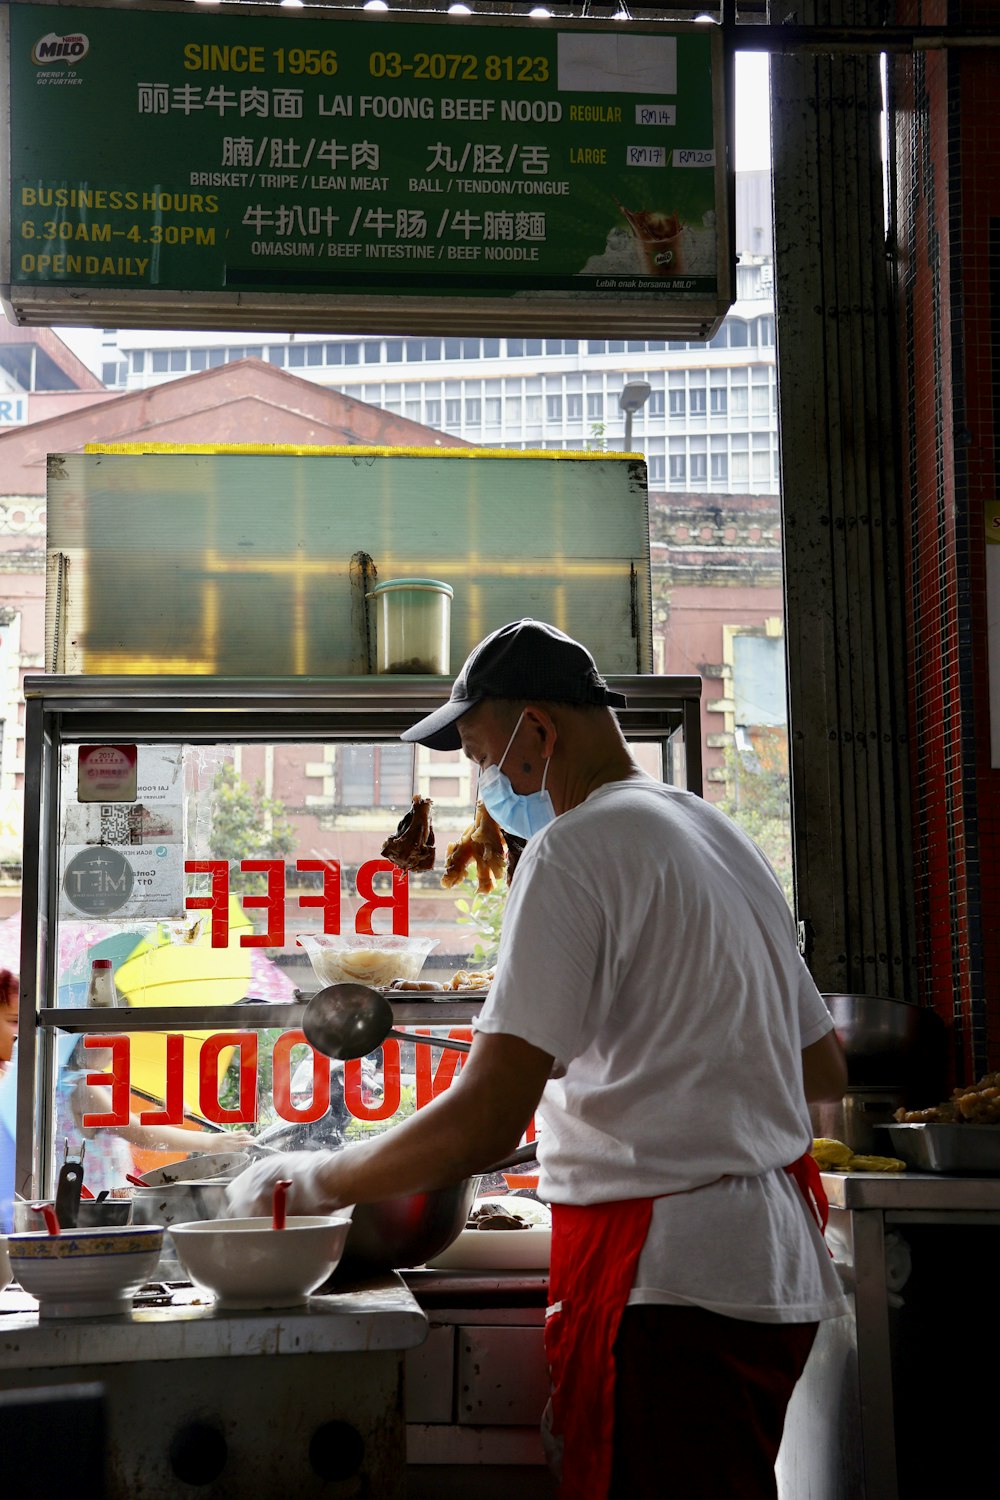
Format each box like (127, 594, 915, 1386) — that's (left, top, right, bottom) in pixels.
(718, 732, 794, 908)
(454, 873, 508, 966)
(209, 763, 297, 895)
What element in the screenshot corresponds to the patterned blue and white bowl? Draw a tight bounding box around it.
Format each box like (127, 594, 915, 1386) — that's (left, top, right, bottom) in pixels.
(6, 1225, 164, 1319)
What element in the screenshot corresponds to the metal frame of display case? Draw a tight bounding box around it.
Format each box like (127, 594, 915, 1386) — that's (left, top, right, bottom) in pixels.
(14, 674, 702, 1201)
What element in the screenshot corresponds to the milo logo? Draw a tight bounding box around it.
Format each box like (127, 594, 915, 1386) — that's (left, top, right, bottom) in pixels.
(32, 32, 89, 66)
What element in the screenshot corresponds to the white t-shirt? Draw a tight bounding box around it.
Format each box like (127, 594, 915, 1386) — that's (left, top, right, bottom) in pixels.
(475, 776, 848, 1324)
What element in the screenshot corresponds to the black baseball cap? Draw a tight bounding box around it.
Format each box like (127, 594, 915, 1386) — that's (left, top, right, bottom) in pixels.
(401, 618, 628, 750)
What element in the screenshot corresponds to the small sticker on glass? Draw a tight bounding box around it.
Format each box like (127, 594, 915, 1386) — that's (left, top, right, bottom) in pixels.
(78, 744, 138, 803)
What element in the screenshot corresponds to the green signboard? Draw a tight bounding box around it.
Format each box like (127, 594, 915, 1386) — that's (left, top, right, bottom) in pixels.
(2, 0, 731, 335)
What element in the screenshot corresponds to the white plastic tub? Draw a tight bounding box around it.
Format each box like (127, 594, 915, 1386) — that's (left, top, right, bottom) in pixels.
(368, 577, 453, 675)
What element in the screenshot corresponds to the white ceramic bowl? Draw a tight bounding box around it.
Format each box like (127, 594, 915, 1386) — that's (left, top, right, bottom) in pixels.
(298, 933, 437, 990)
(168, 1216, 352, 1310)
(5, 1225, 164, 1318)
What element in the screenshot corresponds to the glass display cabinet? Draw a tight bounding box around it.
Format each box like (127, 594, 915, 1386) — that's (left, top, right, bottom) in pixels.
(13, 673, 702, 1204)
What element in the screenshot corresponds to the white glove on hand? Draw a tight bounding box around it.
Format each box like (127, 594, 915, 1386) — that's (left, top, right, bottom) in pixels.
(224, 1151, 341, 1219)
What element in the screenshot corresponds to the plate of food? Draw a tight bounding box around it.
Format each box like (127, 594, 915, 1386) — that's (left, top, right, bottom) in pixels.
(385, 968, 495, 996)
(425, 1196, 551, 1270)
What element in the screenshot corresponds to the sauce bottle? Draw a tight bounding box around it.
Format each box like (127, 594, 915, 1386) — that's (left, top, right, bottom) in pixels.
(86, 958, 119, 1008)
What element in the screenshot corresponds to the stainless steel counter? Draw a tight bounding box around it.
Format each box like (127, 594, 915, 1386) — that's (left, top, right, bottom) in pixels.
(0, 1277, 428, 1499)
(777, 1170, 1000, 1500)
(0, 1274, 426, 1365)
(821, 1168, 1000, 1213)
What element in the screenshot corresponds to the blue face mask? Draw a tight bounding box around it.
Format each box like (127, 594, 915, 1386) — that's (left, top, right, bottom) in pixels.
(477, 711, 556, 840)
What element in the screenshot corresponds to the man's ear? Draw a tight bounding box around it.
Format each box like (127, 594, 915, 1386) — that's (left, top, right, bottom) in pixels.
(522, 704, 558, 759)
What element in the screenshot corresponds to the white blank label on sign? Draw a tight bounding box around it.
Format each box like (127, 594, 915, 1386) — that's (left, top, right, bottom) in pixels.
(557, 33, 677, 94)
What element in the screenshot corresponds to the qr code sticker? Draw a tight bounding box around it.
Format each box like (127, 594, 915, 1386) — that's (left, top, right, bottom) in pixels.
(99, 804, 141, 846)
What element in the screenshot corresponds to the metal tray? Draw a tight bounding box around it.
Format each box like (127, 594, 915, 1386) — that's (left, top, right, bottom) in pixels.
(878, 1123, 1000, 1174)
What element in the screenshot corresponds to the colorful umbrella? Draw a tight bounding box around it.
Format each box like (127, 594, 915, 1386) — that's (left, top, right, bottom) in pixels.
(2, 905, 295, 1118)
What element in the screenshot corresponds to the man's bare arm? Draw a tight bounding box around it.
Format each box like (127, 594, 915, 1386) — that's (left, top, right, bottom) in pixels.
(802, 1030, 847, 1103)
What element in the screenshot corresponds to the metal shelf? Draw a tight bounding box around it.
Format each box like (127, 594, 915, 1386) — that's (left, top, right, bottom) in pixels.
(39, 1000, 484, 1032)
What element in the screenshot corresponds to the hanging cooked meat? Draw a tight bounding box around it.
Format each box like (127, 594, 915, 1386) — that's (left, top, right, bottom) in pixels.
(381, 795, 436, 872)
(442, 801, 507, 894)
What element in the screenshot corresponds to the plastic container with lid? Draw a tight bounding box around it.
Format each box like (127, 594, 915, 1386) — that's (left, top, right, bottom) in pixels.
(367, 577, 453, 675)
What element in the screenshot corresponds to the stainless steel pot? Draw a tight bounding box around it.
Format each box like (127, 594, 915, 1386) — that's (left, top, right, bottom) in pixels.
(13, 1197, 133, 1232)
(337, 1142, 539, 1275)
(131, 1180, 231, 1277)
(339, 1177, 481, 1275)
(809, 1089, 908, 1156)
(130, 1180, 230, 1230)
(821, 994, 924, 1085)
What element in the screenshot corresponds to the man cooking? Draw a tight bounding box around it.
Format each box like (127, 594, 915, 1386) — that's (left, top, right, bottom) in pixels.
(227, 618, 849, 1500)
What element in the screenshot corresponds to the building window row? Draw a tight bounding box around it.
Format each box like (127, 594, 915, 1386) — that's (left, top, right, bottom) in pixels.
(365, 367, 775, 436)
(657, 431, 778, 489)
(666, 366, 776, 421)
(125, 322, 776, 382)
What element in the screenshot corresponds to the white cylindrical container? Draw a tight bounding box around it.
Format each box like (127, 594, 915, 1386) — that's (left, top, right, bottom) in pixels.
(367, 578, 453, 675)
(86, 958, 119, 1008)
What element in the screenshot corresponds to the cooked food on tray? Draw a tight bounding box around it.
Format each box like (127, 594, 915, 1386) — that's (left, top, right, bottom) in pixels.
(895, 1070, 1000, 1124)
(381, 795, 435, 873)
(448, 968, 495, 991)
(466, 1202, 531, 1232)
(385, 967, 495, 994)
(441, 801, 507, 894)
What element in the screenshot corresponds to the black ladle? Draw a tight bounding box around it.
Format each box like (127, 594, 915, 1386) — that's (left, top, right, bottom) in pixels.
(303, 983, 472, 1061)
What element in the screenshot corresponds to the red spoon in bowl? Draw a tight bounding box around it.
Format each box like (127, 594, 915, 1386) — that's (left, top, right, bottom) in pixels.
(272, 1179, 293, 1231)
(30, 1202, 61, 1235)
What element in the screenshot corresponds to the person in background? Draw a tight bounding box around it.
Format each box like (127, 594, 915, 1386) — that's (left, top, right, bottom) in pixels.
(0, 971, 18, 1231)
(226, 619, 849, 1500)
(56, 1037, 255, 1195)
(0, 970, 18, 1078)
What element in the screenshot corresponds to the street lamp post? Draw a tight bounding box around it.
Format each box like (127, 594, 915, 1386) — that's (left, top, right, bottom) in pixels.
(619, 380, 652, 451)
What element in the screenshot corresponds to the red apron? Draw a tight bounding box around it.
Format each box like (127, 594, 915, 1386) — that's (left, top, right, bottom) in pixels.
(541, 1154, 828, 1500)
